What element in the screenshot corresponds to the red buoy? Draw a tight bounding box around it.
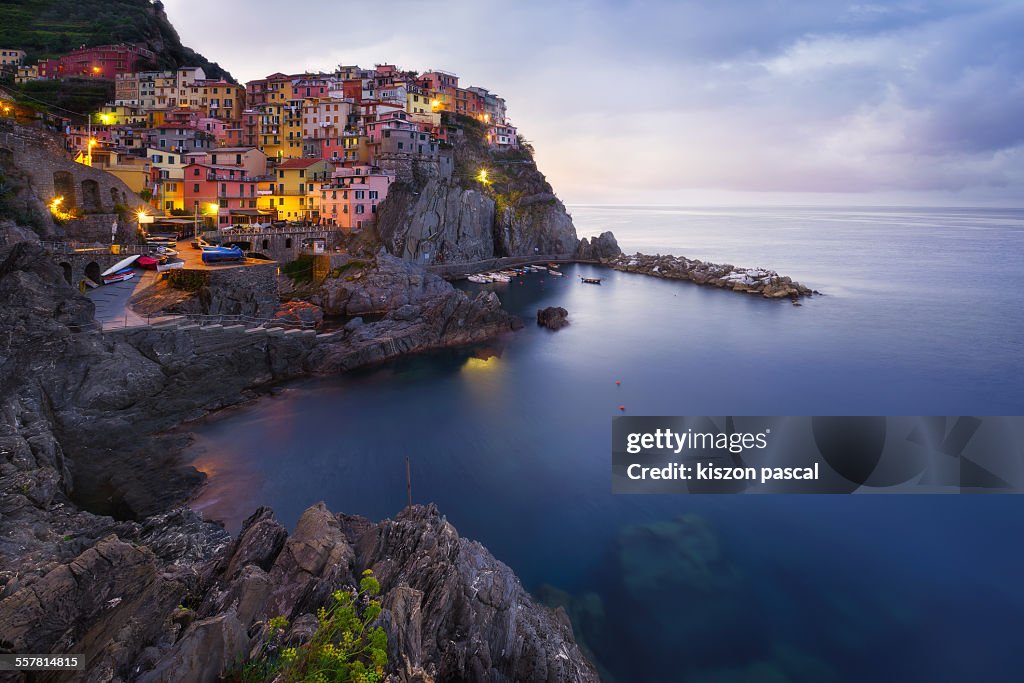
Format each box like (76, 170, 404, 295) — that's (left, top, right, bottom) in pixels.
(618, 405, 626, 411)
(615, 380, 621, 386)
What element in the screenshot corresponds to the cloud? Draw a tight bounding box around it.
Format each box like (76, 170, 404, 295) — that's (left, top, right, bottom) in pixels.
(161, 0, 1024, 204)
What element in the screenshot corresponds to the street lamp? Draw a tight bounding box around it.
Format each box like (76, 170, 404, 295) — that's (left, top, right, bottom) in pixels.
(86, 138, 97, 167)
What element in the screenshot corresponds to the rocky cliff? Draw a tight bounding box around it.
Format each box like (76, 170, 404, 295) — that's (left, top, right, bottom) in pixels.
(375, 114, 587, 264)
(0, 222, 593, 680)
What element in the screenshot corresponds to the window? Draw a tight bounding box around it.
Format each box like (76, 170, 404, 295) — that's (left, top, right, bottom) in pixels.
(369, 191, 378, 199)
(193, 168, 200, 176)
(193, 183, 200, 192)
(397, 142, 403, 150)
(298, 170, 304, 178)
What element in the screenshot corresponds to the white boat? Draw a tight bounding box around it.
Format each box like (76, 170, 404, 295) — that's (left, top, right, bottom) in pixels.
(100, 254, 140, 277)
(489, 272, 512, 283)
(156, 261, 185, 272)
(547, 268, 564, 277)
(467, 274, 491, 284)
(103, 270, 135, 284)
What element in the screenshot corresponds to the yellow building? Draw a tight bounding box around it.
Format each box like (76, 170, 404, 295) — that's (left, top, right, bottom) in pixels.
(98, 105, 147, 126)
(258, 102, 304, 160)
(178, 81, 246, 122)
(259, 158, 332, 221)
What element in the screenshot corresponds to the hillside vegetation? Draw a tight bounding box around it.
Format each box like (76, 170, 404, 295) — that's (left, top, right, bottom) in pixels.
(0, 0, 232, 80)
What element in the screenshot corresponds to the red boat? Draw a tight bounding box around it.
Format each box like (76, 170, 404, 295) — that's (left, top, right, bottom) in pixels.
(137, 255, 160, 270)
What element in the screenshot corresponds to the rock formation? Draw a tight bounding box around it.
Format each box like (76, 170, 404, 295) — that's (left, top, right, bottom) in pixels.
(605, 252, 817, 299)
(575, 231, 622, 261)
(375, 115, 588, 264)
(0, 223, 595, 680)
(537, 306, 570, 330)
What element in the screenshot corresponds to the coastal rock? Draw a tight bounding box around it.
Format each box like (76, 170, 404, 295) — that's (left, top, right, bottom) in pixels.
(375, 119, 586, 264)
(576, 231, 622, 261)
(308, 286, 521, 374)
(604, 252, 815, 299)
(537, 306, 570, 330)
(133, 505, 597, 682)
(313, 252, 453, 317)
(376, 179, 498, 263)
(355, 505, 600, 683)
(272, 300, 324, 329)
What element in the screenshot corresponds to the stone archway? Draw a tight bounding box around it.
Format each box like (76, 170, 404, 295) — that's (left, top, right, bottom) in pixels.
(81, 179, 102, 212)
(59, 262, 72, 284)
(53, 171, 76, 207)
(84, 261, 101, 284)
(0, 147, 13, 167)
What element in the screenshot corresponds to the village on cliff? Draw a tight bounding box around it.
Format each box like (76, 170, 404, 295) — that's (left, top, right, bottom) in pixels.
(2, 43, 518, 234)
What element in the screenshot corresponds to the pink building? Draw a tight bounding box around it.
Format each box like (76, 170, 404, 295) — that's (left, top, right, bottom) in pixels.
(317, 166, 395, 231)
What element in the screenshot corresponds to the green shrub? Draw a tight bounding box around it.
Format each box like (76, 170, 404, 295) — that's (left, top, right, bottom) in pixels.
(237, 570, 387, 683)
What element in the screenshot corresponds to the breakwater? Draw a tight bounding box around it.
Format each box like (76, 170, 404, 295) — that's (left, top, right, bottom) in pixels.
(605, 252, 817, 299)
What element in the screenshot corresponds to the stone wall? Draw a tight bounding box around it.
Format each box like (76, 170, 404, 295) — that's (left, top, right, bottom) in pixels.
(0, 120, 146, 239)
(208, 228, 343, 264)
(167, 262, 281, 319)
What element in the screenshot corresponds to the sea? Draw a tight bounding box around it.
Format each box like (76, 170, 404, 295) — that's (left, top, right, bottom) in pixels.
(184, 206, 1024, 682)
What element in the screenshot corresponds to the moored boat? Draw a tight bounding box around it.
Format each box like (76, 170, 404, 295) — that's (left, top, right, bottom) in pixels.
(100, 255, 140, 277)
(137, 255, 160, 270)
(103, 268, 135, 284)
(201, 245, 245, 264)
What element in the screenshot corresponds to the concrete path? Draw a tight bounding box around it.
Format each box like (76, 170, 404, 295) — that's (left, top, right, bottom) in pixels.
(86, 268, 159, 329)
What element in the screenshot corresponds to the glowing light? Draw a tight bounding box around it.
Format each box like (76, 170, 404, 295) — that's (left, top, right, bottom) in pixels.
(476, 169, 491, 185)
(98, 113, 113, 124)
(50, 196, 63, 209)
(91, 66, 101, 74)
(205, 203, 219, 215)
(88, 138, 97, 147)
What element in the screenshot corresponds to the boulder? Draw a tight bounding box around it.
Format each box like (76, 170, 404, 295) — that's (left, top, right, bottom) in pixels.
(537, 306, 570, 330)
(272, 300, 324, 329)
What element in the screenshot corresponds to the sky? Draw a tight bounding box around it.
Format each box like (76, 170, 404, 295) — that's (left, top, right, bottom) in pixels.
(161, 0, 1024, 206)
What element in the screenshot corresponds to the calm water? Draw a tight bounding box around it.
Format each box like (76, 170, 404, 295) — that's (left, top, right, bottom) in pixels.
(186, 207, 1024, 682)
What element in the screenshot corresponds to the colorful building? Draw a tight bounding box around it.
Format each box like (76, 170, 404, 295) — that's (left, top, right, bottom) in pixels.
(0, 49, 25, 66)
(260, 158, 334, 221)
(52, 44, 156, 80)
(318, 166, 396, 230)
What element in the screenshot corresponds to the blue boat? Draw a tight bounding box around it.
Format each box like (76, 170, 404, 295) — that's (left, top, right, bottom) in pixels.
(201, 246, 245, 264)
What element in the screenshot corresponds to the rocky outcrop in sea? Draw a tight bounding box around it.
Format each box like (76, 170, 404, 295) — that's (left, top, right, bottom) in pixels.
(604, 252, 817, 299)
